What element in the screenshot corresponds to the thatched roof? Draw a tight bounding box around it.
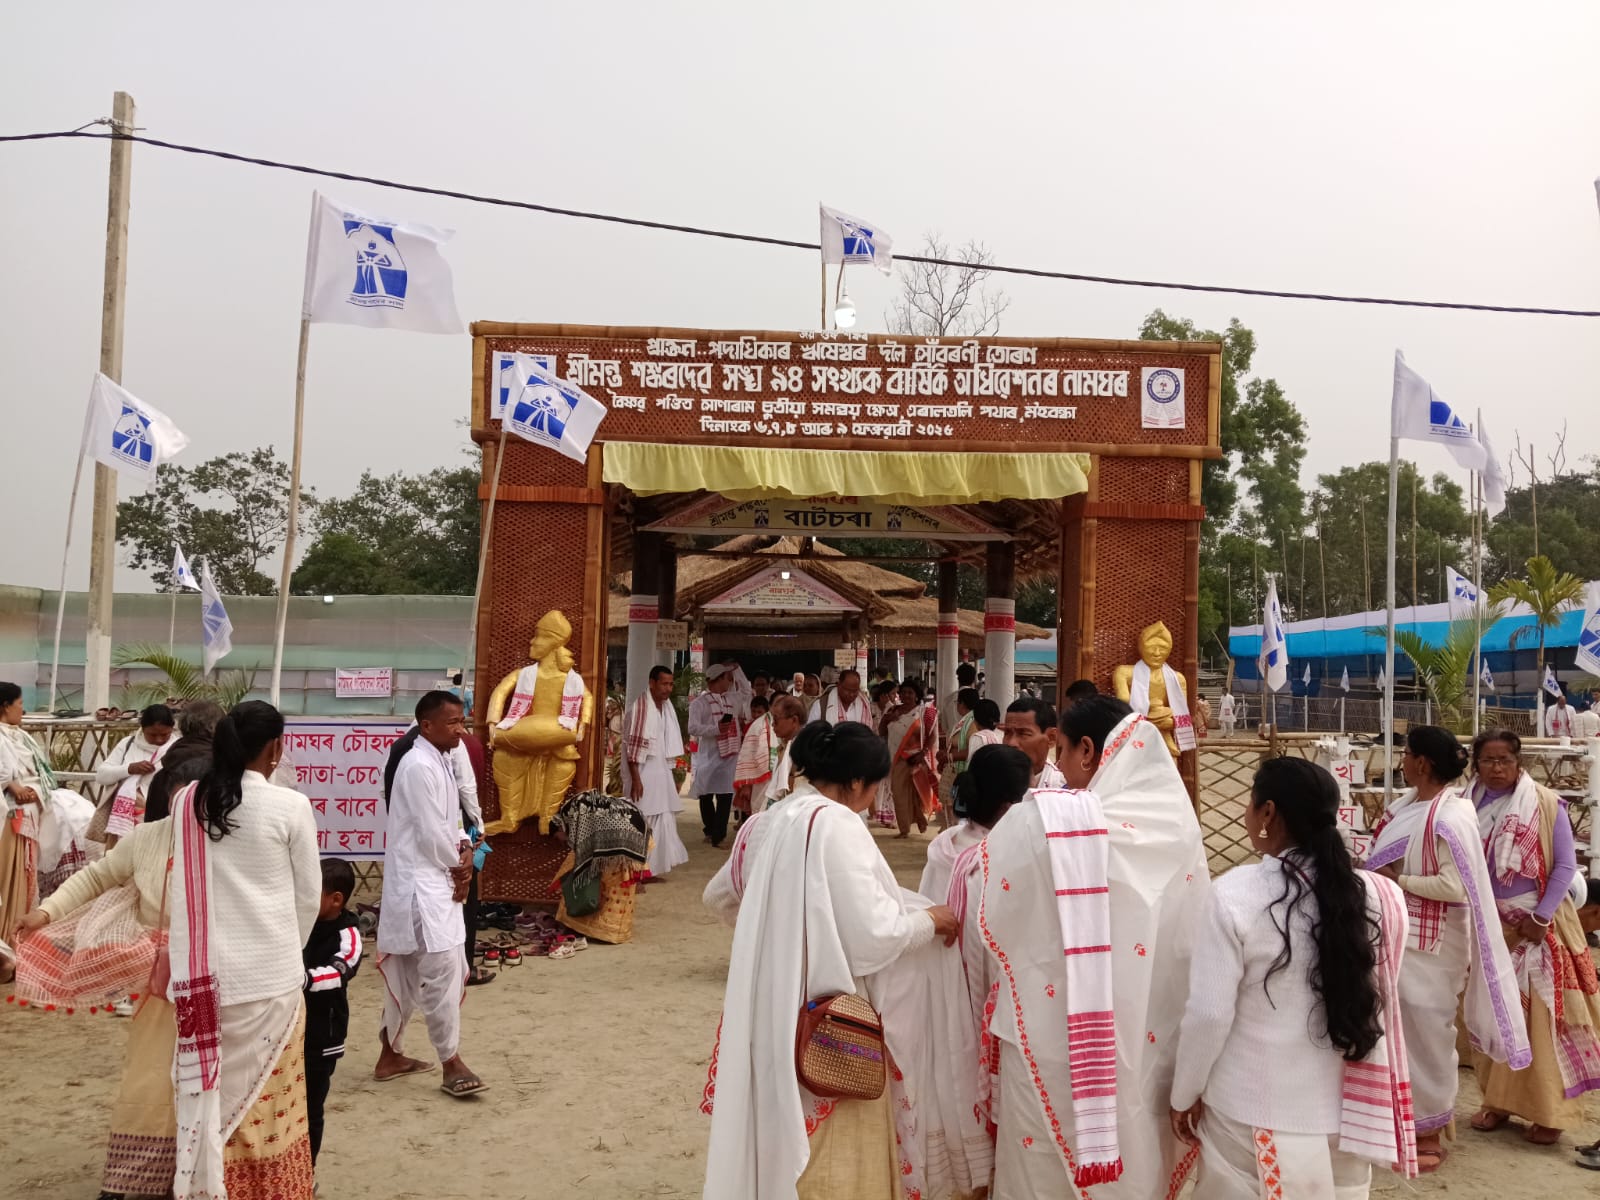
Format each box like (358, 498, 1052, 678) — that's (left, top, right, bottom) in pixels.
(609, 535, 1047, 650)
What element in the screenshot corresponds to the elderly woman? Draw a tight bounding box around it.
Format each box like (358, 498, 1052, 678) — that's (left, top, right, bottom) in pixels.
(1466, 728, 1600, 1145)
(1365, 725, 1529, 1172)
(702, 721, 960, 1199)
(142, 701, 224, 827)
(94, 704, 177, 847)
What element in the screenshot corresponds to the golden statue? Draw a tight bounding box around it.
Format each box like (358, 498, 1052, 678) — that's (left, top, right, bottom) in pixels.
(1111, 620, 1194, 759)
(484, 610, 594, 836)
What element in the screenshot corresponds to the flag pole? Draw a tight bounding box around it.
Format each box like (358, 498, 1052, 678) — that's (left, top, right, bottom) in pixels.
(464, 420, 510, 701)
(1384, 431, 1399, 806)
(270, 314, 311, 708)
(1471, 425, 1484, 736)
(46, 445, 90, 714)
(820, 259, 828, 329)
(168, 589, 177, 655)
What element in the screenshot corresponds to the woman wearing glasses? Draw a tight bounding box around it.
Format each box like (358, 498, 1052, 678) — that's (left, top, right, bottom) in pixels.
(1364, 725, 1528, 1173)
(1466, 729, 1600, 1147)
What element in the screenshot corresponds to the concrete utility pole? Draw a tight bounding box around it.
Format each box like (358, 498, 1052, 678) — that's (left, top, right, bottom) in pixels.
(84, 91, 136, 712)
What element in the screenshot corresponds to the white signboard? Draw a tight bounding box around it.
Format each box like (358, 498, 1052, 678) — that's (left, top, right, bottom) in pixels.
(833, 647, 857, 668)
(655, 620, 688, 652)
(704, 565, 858, 613)
(1140, 365, 1186, 429)
(641, 493, 1011, 542)
(283, 720, 409, 859)
(335, 667, 394, 699)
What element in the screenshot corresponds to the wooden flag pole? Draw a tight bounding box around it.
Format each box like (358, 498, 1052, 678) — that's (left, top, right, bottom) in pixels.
(464, 420, 511, 698)
(269, 314, 311, 708)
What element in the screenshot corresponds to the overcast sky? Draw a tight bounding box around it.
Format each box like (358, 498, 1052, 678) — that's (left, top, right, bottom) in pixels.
(3, 2, 1597, 593)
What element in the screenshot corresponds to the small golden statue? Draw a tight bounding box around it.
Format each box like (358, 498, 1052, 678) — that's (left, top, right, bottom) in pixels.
(484, 610, 593, 837)
(1111, 620, 1195, 759)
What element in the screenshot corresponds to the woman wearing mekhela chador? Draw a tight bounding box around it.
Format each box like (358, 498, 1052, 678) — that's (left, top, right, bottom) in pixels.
(93, 703, 178, 847)
(703, 720, 988, 1200)
(1464, 728, 1600, 1145)
(1363, 724, 1530, 1173)
(975, 695, 1209, 1198)
(1170, 757, 1417, 1198)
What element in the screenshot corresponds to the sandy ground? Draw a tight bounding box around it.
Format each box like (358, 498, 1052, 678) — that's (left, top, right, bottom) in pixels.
(4, 811, 1598, 1200)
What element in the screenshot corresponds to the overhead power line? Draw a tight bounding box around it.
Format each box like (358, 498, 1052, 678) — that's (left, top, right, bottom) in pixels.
(4, 126, 1599, 319)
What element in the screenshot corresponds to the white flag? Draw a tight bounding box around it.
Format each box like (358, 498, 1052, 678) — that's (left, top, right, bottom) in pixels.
(819, 204, 893, 275)
(1377, 666, 1387, 689)
(1477, 413, 1507, 517)
(1302, 663, 1312, 687)
(491, 350, 554, 420)
(1575, 582, 1600, 677)
(1261, 576, 1288, 693)
(1391, 351, 1487, 474)
(172, 545, 201, 592)
(1544, 664, 1563, 698)
(302, 192, 462, 333)
(502, 355, 606, 464)
(84, 373, 188, 488)
(1340, 666, 1350, 693)
(1480, 658, 1495, 691)
(1445, 565, 1479, 622)
(199, 560, 233, 675)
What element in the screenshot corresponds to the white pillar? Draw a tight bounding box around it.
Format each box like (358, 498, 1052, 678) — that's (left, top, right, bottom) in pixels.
(936, 609, 959, 715)
(984, 597, 1016, 710)
(625, 594, 658, 704)
(854, 642, 868, 678)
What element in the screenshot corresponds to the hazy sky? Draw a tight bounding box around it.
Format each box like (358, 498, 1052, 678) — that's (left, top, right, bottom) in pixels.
(3, 2, 1597, 593)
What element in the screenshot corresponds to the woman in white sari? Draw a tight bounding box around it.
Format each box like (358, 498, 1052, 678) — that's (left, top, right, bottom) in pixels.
(1364, 724, 1529, 1173)
(1171, 758, 1416, 1198)
(0, 681, 96, 960)
(702, 720, 965, 1200)
(166, 701, 321, 1200)
(975, 696, 1209, 1198)
(94, 703, 177, 847)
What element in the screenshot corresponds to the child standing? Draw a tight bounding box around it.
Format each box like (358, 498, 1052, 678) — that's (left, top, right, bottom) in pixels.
(304, 858, 362, 1165)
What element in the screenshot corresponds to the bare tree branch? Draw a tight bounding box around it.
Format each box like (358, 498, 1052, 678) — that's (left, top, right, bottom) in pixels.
(886, 233, 1010, 337)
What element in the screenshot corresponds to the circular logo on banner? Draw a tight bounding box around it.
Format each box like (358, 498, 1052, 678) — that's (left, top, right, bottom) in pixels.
(1145, 368, 1181, 404)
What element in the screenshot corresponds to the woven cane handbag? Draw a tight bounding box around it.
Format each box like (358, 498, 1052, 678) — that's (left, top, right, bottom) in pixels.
(792, 807, 887, 1101)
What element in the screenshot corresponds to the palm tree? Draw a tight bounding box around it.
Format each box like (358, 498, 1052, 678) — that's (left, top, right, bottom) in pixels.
(112, 643, 257, 710)
(1488, 555, 1584, 722)
(1391, 620, 1489, 734)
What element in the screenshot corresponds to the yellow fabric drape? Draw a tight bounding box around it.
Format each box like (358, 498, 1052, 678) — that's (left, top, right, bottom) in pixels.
(601, 442, 1090, 505)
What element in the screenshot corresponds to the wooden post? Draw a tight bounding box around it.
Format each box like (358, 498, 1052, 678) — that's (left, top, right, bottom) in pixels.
(1359, 495, 1372, 611)
(85, 90, 136, 713)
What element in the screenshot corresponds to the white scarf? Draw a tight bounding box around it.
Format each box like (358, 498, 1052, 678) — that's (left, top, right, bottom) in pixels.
(1128, 661, 1195, 751)
(497, 663, 587, 730)
(821, 692, 873, 726)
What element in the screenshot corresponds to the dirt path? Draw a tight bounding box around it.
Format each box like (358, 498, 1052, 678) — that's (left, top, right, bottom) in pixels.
(3, 813, 1596, 1198)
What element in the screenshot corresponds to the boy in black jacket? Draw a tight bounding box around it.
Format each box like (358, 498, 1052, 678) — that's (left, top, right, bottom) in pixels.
(304, 858, 362, 1165)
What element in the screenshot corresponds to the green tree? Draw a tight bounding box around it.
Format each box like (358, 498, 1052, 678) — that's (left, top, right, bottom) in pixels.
(1488, 555, 1585, 698)
(1486, 462, 1600, 585)
(117, 448, 312, 595)
(1389, 619, 1491, 734)
(292, 466, 480, 595)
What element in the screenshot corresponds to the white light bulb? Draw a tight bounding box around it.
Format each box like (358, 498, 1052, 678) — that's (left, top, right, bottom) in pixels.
(833, 293, 857, 329)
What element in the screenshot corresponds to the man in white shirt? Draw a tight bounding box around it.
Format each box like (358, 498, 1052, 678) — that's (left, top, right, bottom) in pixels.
(374, 691, 484, 1097)
(623, 666, 690, 878)
(1002, 696, 1065, 789)
(690, 663, 744, 847)
(1546, 690, 1576, 739)
(1218, 691, 1236, 737)
(1574, 701, 1600, 742)
(808, 669, 873, 726)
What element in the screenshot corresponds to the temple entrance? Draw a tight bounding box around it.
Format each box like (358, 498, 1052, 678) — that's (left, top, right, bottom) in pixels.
(469, 323, 1220, 901)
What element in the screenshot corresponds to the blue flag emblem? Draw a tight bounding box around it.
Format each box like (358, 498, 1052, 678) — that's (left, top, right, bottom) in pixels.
(840, 220, 879, 263)
(202, 595, 229, 641)
(1429, 399, 1473, 441)
(495, 353, 554, 417)
(110, 404, 154, 467)
(1580, 617, 1600, 659)
(511, 382, 577, 442)
(342, 219, 408, 310)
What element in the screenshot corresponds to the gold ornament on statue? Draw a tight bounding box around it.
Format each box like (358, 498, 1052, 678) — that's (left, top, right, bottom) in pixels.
(484, 610, 594, 837)
(1111, 620, 1194, 759)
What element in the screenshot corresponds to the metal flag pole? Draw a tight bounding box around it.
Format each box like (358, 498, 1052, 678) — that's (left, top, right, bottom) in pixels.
(168, 589, 177, 654)
(1384, 430, 1400, 807)
(47, 433, 91, 714)
(464, 419, 512, 701)
(1471, 431, 1484, 735)
(269, 314, 311, 708)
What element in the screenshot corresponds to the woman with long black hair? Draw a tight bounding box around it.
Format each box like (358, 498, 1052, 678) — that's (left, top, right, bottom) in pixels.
(1171, 757, 1415, 1196)
(1365, 724, 1528, 1173)
(166, 700, 321, 1200)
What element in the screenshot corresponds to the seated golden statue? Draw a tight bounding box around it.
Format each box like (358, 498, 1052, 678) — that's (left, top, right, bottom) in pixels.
(1111, 620, 1194, 759)
(484, 610, 593, 837)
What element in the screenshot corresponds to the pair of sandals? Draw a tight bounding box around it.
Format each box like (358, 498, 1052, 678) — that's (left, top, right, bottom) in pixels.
(1470, 1108, 1562, 1144)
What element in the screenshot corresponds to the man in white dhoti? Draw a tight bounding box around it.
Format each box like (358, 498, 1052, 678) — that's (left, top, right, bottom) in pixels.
(689, 663, 744, 848)
(807, 669, 873, 726)
(374, 691, 485, 1098)
(622, 666, 690, 878)
(977, 695, 1209, 1198)
(1001, 696, 1065, 789)
(1218, 691, 1236, 738)
(733, 695, 806, 816)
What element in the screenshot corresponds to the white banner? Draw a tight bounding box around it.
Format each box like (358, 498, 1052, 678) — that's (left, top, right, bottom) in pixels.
(1140, 365, 1185, 429)
(282, 720, 409, 859)
(335, 667, 394, 699)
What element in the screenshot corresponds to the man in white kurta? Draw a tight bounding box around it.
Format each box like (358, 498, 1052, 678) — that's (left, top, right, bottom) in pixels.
(623, 666, 690, 877)
(689, 663, 744, 847)
(374, 692, 483, 1096)
(807, 669, 874, 726)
